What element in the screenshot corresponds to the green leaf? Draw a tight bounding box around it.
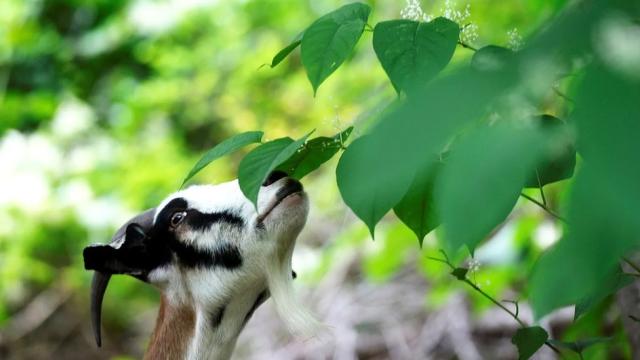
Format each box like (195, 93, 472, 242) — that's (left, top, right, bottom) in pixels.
(393, 162, 440, 246)
(524, 115, 576, 188)
(511, 326, 548, 360)
(277, 127, 353, 179)
(301, 2, 371, 94)
(337, 66, 520, 239)
(548, 337, 612, 354)
(436, 125, 544, 253)
(574, 267, 633, 320)
(181, 131, 264, 187)
(530, 66, 640, 318)
(471, 45, 514, 72)
(451, 267, 468, 280)
(373, 18, 460, 94)
(238, 131, 312, 207)
(271, 32, 304, 68)
(336, 135, 415, 238)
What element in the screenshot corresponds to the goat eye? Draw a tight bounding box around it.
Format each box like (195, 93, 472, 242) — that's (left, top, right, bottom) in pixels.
(170, 211, 187, 227)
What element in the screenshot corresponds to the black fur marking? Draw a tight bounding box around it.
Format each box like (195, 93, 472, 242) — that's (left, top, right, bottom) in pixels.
(210, 305, 226, 328)
(243, 290, 269, 325)
(83, 223, 172, 276)
(170, 241, 243, 269)
(154, 197, 244, 269)
(186, 210, 244, 231)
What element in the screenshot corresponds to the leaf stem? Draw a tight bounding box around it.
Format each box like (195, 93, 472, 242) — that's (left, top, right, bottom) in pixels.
(520, 192, 567, 223)
(535, 170, 547, 206)
(458, 40, 477, 51)
(365, 23, 374, 32)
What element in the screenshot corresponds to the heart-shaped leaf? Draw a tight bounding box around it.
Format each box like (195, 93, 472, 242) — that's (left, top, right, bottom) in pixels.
(511, 326, 548, 360)
(436, 125, 544, 253)
(373, 17, 460, 94)
(277, 127, 353, 179)
(393, 162, 441, 246)
(301, 2, 371, 94)
(238, 131, 312, 207)
(182, 131, 264, 187)
(337, 135, 415, 238)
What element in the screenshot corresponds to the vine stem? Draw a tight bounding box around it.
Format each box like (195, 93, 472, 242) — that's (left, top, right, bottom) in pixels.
(427, 253, 564, 357)
(463, 279, 526, 327)
(520, 192, 567, 223)
(463, 277, 562, 356)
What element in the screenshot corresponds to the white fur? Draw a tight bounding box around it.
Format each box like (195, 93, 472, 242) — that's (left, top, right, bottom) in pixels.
(146, 178, 320, 360)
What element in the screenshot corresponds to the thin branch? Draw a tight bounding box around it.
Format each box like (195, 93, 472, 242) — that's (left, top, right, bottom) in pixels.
(426, 256, 453, 267)
(623, 257, 640, 275)
(463, 279, 526, 327)
(427, 252, 564, 357)
(520, 192, 567, 223)
(623, 272, 640, 278)
(503, 300, 520, 318)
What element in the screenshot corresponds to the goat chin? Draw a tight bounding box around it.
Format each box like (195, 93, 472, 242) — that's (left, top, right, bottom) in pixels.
(265, 251, 324, 340)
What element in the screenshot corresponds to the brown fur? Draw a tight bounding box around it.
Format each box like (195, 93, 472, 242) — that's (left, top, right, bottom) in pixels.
(144, 296, 195, 360)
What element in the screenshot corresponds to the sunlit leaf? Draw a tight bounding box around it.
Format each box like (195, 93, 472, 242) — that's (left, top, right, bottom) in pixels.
(301, 2, 371, 94)
(436, 125, 544, 253)
(181, 131, 264, 187)
(271, 31, 304, 68)
(238, 131, 312, 206)
(277, 127, 353, 179)
(373, 17, 459, 94)
(393, 162, 441, 246)
(511, 326, 548, 360)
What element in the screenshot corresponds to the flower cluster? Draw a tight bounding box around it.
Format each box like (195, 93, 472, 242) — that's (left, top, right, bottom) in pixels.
(400, 0, 430, 22)
(442, 0, 478, 44)
(507, 27, 524, 51)
(401, 0, 479, 45)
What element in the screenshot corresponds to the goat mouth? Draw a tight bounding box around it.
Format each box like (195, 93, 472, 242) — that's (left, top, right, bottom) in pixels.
(257, 179, 304, 222)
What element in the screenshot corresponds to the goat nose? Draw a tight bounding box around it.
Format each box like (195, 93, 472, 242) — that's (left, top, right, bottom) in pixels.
(262, 170, 288, 186)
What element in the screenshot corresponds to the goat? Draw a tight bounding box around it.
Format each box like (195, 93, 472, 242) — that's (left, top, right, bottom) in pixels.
(83, 171, 319, 359)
